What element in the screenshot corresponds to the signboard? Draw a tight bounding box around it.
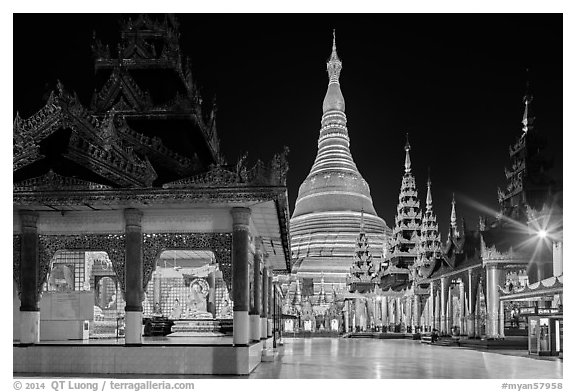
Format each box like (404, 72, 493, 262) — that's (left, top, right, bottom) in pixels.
(519, 306, 537, 316)
(538, 308, 560, 315)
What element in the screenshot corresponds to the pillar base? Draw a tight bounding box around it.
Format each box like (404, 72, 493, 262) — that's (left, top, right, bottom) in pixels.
(125, 311, 142, 345)
(267, 318, 273, 338)
(260, 317, 267, 340)
(233, 311, 249, 345)
(249, 314, 261, 342)
(20, 311, 40, 344)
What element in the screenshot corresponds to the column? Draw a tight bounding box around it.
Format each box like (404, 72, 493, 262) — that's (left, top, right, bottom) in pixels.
(414, 294, 421, 332)
(436, 285, 441, 332)
(152, 271, 161, 313)
(231, 207, 251, 345)
(249, 243, 261, 342)
(261, 266, 268, 339)
(447, 284, 453, 335)
(19, 210, 40, 344)
(124, 208, 143, 345)
(459, 279, 466, 335)
(381, 297, 388, 328)
(343, 300, 349, 332)
(467, 269, 480, 338)
(429, 284, 436, 331)
(440, 277, 448, 335)
(267, 274, 273, 337)
(486, 264, 503, 339)
(499, 299, 505, 337)
(207, 271, 216, 317)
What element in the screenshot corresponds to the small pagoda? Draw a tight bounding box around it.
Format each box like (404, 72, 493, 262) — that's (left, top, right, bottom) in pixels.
(347, 210, 379, 294)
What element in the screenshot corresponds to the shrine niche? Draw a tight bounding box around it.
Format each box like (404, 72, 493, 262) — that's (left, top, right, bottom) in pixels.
(142, 233, 232, 291)
(36, 234, 126, 296)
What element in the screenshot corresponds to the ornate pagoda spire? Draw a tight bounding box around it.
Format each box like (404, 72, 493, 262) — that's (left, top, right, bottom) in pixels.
(404, 133, 412, 173)
(497, 71, 556, 219)
(379, 135, 422, 291)
(415, 176, 442, 276)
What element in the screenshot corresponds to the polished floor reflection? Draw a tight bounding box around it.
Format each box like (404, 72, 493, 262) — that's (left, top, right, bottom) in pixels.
(249, 338, 562, 379)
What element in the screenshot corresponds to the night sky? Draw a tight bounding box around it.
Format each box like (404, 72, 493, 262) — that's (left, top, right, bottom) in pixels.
(13, 14, 563, 235)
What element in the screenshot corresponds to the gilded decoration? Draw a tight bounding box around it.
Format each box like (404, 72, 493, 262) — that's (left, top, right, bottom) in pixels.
(37, 234, 126, 296)
(13, 235, 22, 297)
(142, 233, 232, 291)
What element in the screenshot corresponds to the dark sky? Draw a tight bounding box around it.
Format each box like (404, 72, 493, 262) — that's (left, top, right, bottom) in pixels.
(13, 14, 563, 236)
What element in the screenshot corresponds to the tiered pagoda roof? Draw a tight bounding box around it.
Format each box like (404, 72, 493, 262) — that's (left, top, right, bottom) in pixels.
(497, 81, 558, 221)
(414, 178, 443, 280)
(379, 136, 422, 291)
(347, 211, 379, 293)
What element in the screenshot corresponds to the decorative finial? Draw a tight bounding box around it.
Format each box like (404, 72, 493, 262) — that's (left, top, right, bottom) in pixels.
(522, 70, 533, 134)
(426, 173, 433, 211)
(404, 133, 412, 173)
(327, 29, 342, 84)
(451, 193, 458, 228)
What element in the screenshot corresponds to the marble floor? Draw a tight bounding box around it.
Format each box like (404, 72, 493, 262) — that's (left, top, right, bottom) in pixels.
(15, 337, 562, 379)
(247, 338, 562, 379)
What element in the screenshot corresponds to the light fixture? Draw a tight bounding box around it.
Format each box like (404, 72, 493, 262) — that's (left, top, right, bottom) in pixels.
(537, 229, 547, 239)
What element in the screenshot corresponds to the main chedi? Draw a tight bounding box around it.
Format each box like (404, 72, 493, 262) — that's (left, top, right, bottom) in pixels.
(290, 32, 389, 295)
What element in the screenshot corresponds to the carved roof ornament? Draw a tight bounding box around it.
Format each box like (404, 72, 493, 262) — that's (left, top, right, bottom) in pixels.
(163, 147, 290, 189)
(13, 170, 112, 192)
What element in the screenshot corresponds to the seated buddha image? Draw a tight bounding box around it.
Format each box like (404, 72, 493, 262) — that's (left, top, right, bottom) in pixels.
(185, 280, 212, 319)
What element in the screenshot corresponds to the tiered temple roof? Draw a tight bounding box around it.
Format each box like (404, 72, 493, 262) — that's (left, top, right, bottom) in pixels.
(497, 81, 558, 221)
(414, 178, 443, 280)
(347, 211, 379, 293)
(379, 136, 422, 291)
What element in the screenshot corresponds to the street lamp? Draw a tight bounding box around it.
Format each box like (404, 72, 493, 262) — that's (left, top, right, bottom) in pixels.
(537, 229, 547, 239)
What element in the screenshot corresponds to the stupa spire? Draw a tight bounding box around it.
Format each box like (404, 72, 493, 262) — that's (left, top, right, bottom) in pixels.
(426, 175, 433, 211)
(404, 133, 412, 173)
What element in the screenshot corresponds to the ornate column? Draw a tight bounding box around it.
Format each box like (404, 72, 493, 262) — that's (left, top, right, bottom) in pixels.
(440, 276, 448, 335)
(267, 274, 273, 337)
(231, 207, 251, 345)
(261, 266, 268, 339)
(124, 208, 143, 345)
(459, 279, 466, 335)
(19, 210, 40, 344)
(249, 240, 262, 342)
(207, 271, 216, 317)
(486, 264, 503, 339)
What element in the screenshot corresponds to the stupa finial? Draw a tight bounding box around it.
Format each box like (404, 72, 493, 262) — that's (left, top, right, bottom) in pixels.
(404, 133, 412, 173)
(451, 193, 457, 229)
(327, 29, 342, 84)
(426, 172, 433, 211)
